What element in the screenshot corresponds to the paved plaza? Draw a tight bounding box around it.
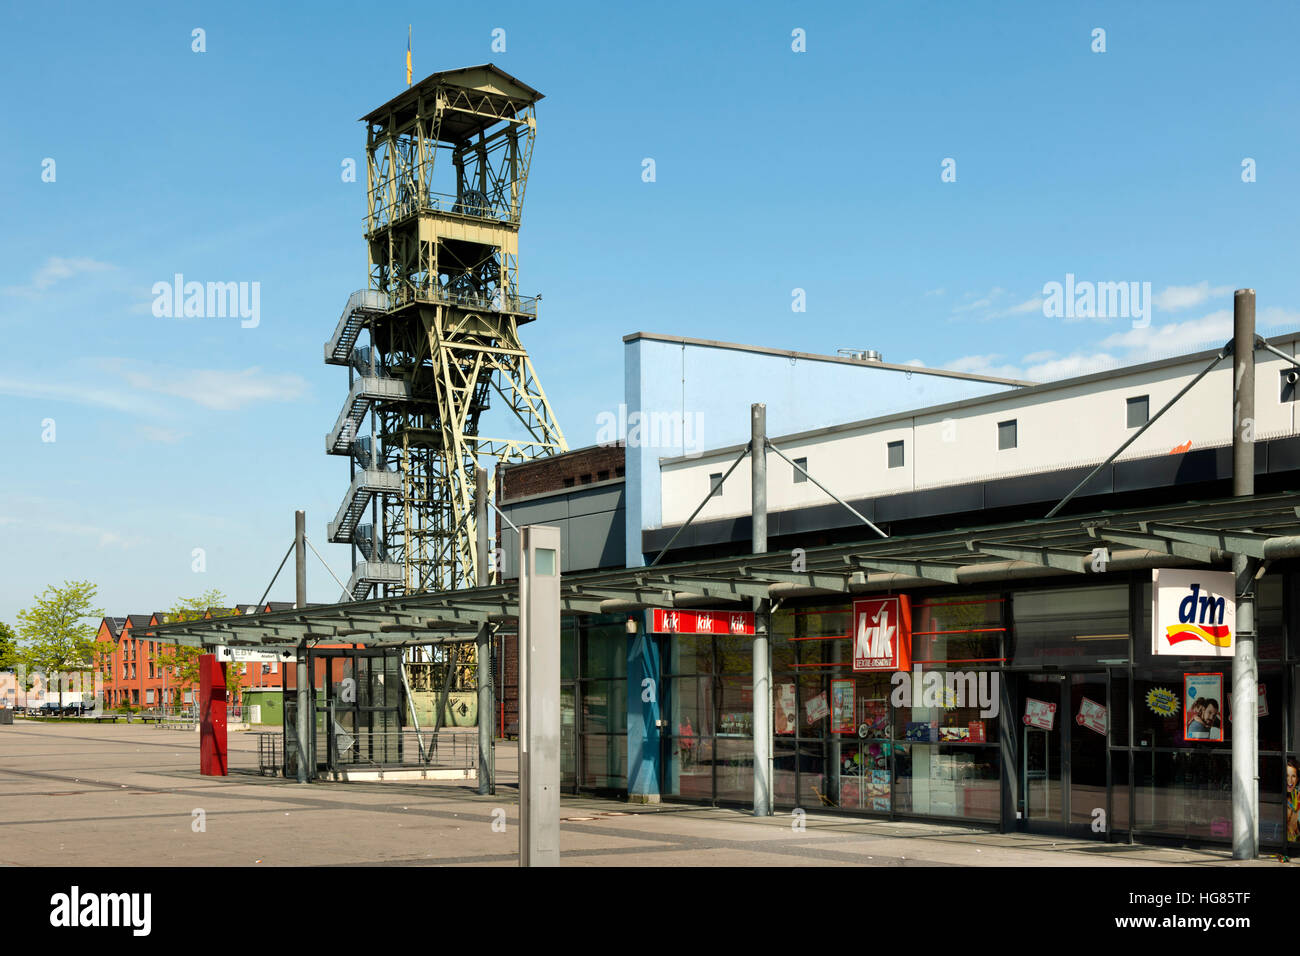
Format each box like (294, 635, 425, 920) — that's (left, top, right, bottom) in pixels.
(0, 721, 1284, 867)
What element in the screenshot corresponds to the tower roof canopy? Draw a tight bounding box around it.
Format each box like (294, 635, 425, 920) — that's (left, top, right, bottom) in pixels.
(361, 63, 543, 136)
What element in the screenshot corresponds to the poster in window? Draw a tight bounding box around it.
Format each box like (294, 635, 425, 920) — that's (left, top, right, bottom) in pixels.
(1183, 673, 1224, 742)
(1226, 682, 1269, 722)
(805, 691, 830, 725)
(831, 678, 855, 734)
(1023, 697, 1056, 731)
(1076, 697, 1107, 736)
(775, 682, 797, 736)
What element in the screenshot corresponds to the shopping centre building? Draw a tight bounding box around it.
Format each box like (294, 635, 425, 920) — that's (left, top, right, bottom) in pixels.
(153, 322, 1300, 852)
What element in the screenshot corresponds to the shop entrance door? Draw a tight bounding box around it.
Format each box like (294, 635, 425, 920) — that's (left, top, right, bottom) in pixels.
(1016, 672, 1108, 838)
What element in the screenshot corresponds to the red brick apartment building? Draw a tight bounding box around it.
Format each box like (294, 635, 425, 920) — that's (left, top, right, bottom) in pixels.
(95, 604, 293, 709)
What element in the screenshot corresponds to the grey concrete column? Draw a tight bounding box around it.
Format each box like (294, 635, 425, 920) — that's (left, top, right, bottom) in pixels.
(751, 404, 772, 817)
(294, 510, 309, 783)
(475, 466, 494, 795)
(1231, 289, 1258, 860)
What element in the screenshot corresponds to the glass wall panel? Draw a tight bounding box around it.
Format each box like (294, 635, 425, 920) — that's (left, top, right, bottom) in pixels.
(715, 634, 754, 673)
(1111, 672, 1129, 747)
(1133, 750, 1232, 841)
(581, 734, 626, 789)
(912, 595, 1004, 663)
(1012, 585, 1129, 667)
(1258, 574, 1284, 660)
(717, 675, 753, 736)
(714, 737, 754, 803)
(796, 742, 826, 808)
(1111, 750, 1130, 835)
(895, 743, 999, 820)
(667, 635, 711, 676)
(584, 626, 627, 679)
(664, 736, 712, 800)
(581, 679, 626, 734)
(665, 675, 714, 738)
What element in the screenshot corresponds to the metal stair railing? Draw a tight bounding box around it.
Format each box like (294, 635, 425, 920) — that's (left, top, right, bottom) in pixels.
(324, 289, 389, 365)
(327, 469, 402, 543)
(325, 375, 411, 454)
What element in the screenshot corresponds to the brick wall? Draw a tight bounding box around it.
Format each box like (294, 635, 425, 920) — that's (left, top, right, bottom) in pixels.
(498, 444, 625, 502)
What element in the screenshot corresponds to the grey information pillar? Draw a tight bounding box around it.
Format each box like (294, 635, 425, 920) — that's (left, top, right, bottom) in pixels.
(294, 510, 310, 784)
(1231, 289, 1258, 860)
(751, 404, 773, 817)
(519, 524, 561, 866)
(475, 466, 495, 796)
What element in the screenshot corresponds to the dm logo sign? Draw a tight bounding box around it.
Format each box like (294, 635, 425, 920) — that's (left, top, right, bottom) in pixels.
(1152, 569, 1235, 658)
(852, 596, 912, 671)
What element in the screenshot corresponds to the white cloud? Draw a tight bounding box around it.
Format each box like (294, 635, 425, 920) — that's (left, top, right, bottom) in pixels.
(923, 288, 945, 297)
(4, 257, 115, 296)
(1022, 350, 1056, 363)
(998, 297, 1044, 316)
(48, 521, 141, 550)
(942, 353, 1026, 379)
(1024, 353, 1120, 381)
(0, 374, 164, 416)
(1153, 282, 1233, 312)
(1099, 310, 1231, 353)
(120, 365, 308, 411)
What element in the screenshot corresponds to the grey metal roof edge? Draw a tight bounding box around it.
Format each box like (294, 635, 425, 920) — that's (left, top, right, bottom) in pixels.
(621, 332, 1034, 387)
(360, 63, 543, 122)
(657, 330, 1300, 467)
(499, 475, 626, 508)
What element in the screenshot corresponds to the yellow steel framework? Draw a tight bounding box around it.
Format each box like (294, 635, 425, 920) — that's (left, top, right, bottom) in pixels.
(326, 65, 566, 601)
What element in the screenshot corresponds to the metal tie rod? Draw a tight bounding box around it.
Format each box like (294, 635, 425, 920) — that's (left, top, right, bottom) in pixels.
(766, 438, 889, 539)
(650, 442, 752, 567)
(1255, 335, 1300, 369)
(304, 535, 355, 602)
(1046, 340, 1232, 519)
(256, 541, 296, 609)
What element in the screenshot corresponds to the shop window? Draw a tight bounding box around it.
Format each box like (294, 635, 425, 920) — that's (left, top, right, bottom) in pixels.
(887, 440, 904, 469)
(1111, 751, 1130, 835)
(793, 457, 808, 483)
(1111, 673, 1130, 747)
(580, 680, 627, 734)
(714, 738, 755, 803)
(1127, 395, 1149, 427)
(997, 419, 1017, 450)
(665, 675, 714, 737)
(581, 733, 627, 790)
(663, 736, 711, 800)
(1011, 584, 1129, 667)
(911, 594, 1004, 663)
(666, 635, 711, 677)
(894, 742, 1000, 821)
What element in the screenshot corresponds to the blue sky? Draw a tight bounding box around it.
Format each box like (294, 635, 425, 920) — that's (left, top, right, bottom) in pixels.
(1, 0, 1298, 622)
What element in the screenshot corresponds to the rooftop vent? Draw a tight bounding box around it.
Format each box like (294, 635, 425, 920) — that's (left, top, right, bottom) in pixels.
(837, 348, 883, 363)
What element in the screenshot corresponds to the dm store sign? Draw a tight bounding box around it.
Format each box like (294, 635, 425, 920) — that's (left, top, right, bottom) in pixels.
(1152, 569, 1235, 658)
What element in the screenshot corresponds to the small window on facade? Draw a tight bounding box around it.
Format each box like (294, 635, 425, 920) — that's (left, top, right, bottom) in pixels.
(709, 472, 723, 497)
(1280, 369, 1298, 404)
(579, 474, 592, 484)
(998, 419, 1017, 450)
(1127, 395, 1150, 427)
(597, 470, 610, 482)
(793, 457, 808, 483)
(615, 466, 625, 478)
(887, 441, 904, 469)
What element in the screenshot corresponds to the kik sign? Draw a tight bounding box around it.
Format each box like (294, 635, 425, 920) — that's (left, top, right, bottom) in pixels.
(852, 596, 912, 671)
(651, 609, 755, 636)
(1152, 569, 1236, 658)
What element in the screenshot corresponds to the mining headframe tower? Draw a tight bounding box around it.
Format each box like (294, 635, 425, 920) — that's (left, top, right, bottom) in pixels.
(324, 64, 568, 600)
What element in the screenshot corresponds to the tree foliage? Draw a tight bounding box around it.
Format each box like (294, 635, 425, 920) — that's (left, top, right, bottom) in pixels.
(0, 620, 21, 671)
(157, 590, 244, 705)
(16, 581, 103, 677)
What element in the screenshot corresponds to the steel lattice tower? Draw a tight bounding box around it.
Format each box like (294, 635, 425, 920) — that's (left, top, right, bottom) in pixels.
(325, 65, 567, 599)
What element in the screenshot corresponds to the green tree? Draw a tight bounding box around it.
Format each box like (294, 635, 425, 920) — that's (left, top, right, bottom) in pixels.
(0, 620, 22, 671)
(158, 590, 244, 708)
(16, 582, 103, 696)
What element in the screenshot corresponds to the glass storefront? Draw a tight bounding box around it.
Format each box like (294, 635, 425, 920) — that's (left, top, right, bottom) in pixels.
(643, 568, 1297, 848)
